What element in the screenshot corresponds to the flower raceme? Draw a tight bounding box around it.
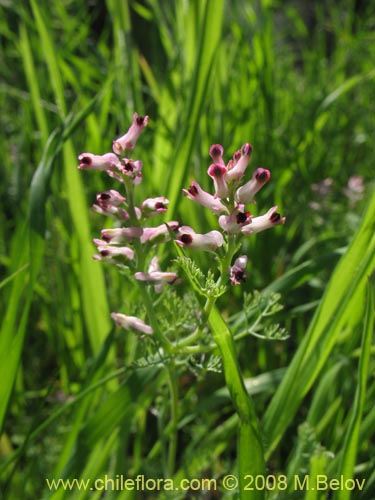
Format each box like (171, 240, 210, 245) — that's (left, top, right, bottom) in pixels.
(182, 141, 285, 283)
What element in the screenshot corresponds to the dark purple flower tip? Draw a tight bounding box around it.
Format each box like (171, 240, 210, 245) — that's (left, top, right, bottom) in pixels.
(270, 211, 282, 223)
(122, 160, 134, 172)
(242, 143, 253, 156)
(236, 211, 251, 224)
(255, 168, 271, 182)
(233, 150, 242, 162)
(136, 115, 147, 126)
(209, 144, 224, 158)
(80, 156, 92, 165)
(187, 184, 199, 196)
(180, 234, 193, 245)
(207, 163, 227, 179)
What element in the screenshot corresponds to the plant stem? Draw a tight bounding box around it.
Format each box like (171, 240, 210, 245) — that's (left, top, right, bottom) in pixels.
(209, 306, 265, 500)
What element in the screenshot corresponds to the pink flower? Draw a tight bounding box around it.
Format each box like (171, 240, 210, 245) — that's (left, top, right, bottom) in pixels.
(96, 190, 126, 207)
(141, 197, 169, 216)
(78, 152, 119, 171)
(93, 245, 135, 263)
(207, 163, 229, 198)
(209, 144, 225, 165)
(135, 271, 178, 284)
(135, 256, 177, 292)
(140, 221, 179, 244)
(113, 113, 149, 154)
(176, 226, 224, 251)
(182, 181, 228, 214)
(101, 226, 143, 243)
(225, 143, 253, 182)
(111, 313, 153, 335)
(235, 168, 271, 203)
(229, 255, 248, 285)
(118, 159, 143, 184)
(218, 205, 251, 234)
(92, 204, 130, 220)
(241, 206, 286, 235)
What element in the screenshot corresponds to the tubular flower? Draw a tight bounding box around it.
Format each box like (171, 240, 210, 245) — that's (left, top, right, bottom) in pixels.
(135, 271, 178, 285)
(218, 205, 251, 234)
(119, 159, 143, 184)
(176, 226, 224, 252)
(140, 221, 179, 244)
(209, 144, 225, 165)
(97, 190, 126, 207)
(113, 113, 149, 154)
(182, 181, 228, 214)
(78, 152, 119, 171)
(141, 197, 169, 216)
(241, 206, 286, 235)
(225, 143, 253, 182)
(207, 163, 229, 198)
(229, 255, 248, 285)
(92, 204, 130, 220)
(111, 313, 153, 335)
(101, 226, 143, 244)
(93, 245, 135, 263)
(235, 168, 271, 204)
(135, 256, 178, 292)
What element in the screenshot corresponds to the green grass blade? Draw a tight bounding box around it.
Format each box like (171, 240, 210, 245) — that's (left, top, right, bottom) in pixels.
(263, 188, 375, 457)
(335, 277, 374, 500)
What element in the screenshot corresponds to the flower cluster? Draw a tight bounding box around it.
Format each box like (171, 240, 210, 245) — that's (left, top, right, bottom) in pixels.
(180, 142, 285, 283)
(78, 113, 178, 335)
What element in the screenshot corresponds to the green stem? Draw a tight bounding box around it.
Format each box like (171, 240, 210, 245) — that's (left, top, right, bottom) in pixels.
(209, 306, 265, 500)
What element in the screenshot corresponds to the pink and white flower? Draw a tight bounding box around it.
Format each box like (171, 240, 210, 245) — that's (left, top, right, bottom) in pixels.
(141, 197, 169, 216)
(93, 245, 135, 263)
(101, 226, 143, 243)
(78, 152, 119, 171)
(111, 313, 153, 334)
(96, 190, 126, 207)
(182, 181, 228, 214)
(235, 168, 271, 203)
(140, 221, 179, 244)
(241, 206, 286, 235)
(112, 113, 149, 154)
(176, 226, 224, 252)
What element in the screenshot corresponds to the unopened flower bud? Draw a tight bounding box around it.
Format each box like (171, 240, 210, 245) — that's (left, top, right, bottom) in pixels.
(225, 143, 253, 182)
(207, 163, 229, 198)
(209, 144, 225, 165)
